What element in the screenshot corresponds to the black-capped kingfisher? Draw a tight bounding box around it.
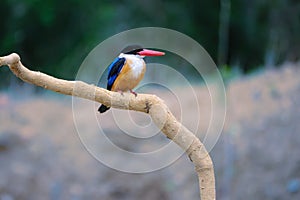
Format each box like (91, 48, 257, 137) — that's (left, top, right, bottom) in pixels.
(98, 45, 165, 113)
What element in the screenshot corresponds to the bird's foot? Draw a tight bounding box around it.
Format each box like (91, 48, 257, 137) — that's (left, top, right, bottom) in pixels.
(130, 89, 137, 97)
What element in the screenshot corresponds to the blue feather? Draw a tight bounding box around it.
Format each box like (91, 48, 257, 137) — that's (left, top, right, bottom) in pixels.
(106, 57, 126, 90)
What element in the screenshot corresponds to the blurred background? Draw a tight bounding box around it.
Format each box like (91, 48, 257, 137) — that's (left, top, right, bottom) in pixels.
(0, 0, 300, 199)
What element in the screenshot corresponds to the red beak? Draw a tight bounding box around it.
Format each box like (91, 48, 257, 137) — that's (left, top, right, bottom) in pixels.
(138, 49, 165, 56)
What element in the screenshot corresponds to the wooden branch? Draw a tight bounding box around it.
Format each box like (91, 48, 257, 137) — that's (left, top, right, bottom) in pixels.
(0, 53, 216, 200)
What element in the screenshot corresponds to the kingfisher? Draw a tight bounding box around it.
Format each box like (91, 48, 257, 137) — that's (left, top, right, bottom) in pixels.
(98, 45, 165, 113)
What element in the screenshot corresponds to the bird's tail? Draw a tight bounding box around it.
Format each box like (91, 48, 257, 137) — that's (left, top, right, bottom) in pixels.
(98, 104, 110, 113)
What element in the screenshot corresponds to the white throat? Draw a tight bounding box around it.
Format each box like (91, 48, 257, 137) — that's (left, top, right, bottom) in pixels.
(119, 53, 145, 77)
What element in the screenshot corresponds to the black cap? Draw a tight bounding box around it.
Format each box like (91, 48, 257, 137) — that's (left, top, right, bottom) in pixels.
(121, 45, 143, 55)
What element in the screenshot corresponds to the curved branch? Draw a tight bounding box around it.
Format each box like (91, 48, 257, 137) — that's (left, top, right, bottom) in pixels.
(0, 53, 216, 200)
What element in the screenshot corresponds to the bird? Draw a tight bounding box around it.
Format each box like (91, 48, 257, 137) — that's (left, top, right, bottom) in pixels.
(98, 45, 165, 113)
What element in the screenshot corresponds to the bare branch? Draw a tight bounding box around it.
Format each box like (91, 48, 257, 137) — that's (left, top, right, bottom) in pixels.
(0, 53, 216, 200)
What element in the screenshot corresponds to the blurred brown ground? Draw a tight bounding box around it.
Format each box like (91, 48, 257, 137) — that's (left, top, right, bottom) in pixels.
(0, 63, 300, 200)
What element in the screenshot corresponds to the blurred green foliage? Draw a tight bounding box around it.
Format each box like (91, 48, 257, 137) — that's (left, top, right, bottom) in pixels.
(0, 0, 299, 89)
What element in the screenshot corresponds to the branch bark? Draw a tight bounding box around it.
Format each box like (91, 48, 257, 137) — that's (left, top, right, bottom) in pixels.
(0, 53, 216, 200)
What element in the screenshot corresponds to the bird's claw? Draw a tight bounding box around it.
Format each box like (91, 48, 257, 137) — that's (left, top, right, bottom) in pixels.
(130, 89, 137, 97)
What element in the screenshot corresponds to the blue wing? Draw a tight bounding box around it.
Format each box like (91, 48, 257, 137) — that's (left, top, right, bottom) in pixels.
(107, 57, 126, 90)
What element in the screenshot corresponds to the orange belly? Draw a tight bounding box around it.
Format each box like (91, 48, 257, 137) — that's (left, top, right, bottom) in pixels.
(111, 62, 146, 91)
